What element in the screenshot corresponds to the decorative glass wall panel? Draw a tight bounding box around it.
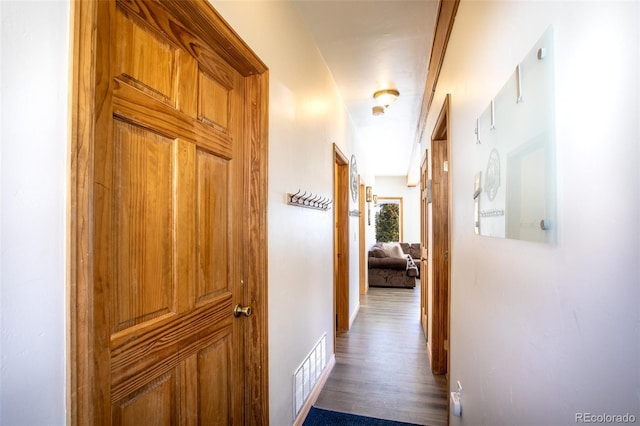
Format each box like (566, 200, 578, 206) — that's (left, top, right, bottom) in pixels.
(475, 26, 556, 244)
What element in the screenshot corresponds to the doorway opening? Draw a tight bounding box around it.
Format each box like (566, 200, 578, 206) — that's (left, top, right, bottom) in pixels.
(429, 94, 451, 376)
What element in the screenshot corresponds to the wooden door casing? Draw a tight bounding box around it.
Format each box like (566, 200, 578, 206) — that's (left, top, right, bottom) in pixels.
(69, 1, 269, 424)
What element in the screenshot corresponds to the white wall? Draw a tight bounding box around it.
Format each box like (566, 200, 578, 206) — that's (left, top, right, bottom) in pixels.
(209, 2, 366, 424)
(423, 1, 640, 424)
(0, 1, 69, 424)
(13, 2, 634, 425)
(373, 176, 420, 244)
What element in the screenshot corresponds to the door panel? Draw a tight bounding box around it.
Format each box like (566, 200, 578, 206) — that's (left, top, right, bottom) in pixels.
(112, 121, 175, 331)
(198, 337, 233, 424)
(113, 372, 176, 425)
(199, 72, 231, 128)
(196, 148, 230, 302)
(113, 9, 177, 106)
(94, 1, 245, 422)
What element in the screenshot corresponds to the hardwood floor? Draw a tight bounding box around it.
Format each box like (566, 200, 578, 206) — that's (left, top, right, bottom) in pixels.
(315, 285, 448, 425)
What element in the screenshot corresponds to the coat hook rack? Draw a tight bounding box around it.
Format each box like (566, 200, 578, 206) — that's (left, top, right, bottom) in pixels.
(286, 190, 333, 211)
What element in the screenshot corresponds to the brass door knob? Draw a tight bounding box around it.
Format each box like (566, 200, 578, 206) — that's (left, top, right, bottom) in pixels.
(233, 304, 252, 318)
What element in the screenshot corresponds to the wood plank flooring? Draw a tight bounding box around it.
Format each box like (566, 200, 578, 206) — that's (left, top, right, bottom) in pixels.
(314, 285, 448, 426)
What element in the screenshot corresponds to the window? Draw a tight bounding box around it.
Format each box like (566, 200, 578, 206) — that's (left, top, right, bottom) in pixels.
(374, 197, 403, 242)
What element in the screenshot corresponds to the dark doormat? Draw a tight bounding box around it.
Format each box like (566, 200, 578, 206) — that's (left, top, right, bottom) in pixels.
(303, 407, 422, 426)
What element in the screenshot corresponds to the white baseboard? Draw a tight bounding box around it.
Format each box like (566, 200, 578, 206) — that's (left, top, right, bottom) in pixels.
(293, 354, 336, 426)
(349, 301, 360, 329)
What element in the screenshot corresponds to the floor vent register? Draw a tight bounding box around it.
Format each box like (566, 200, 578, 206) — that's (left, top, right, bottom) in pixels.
(293, 333, 327, 418)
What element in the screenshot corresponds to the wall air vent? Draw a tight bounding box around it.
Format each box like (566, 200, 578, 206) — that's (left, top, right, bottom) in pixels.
(293, 333, 327, 417)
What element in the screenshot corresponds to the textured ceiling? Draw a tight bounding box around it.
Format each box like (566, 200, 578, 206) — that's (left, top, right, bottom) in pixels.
(294, 0, 439, 178)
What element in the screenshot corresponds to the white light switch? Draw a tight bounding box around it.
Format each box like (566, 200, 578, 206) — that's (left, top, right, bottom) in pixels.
(450, 391, 461, 416)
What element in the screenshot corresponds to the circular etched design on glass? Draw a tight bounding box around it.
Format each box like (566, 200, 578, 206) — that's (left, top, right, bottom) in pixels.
(350, 154, 358, 202)
(484, 148, 500, 201)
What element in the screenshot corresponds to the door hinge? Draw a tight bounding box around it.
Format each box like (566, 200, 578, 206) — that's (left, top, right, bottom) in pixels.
(444, 339, 449, 351)
(443, 160, 449, 172)
(444, 250, 449, 261)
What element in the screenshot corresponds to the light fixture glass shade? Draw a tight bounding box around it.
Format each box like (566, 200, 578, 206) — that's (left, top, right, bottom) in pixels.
(372, 105, 385, 116)
(373, 89, 400, 107)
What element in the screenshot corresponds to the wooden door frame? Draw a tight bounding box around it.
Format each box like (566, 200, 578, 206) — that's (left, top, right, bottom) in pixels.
(68, 1, 269, 423)
(429, 94, 451, 375)
(333, 144, 350, 334)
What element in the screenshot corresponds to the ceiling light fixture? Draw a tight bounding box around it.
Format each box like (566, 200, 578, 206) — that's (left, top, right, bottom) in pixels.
(372, 105, 385, 116)
(373, 89, 400, 108)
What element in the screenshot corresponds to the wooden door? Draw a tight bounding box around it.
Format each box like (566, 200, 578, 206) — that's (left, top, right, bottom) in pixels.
(431, 139, 450, 375)
(419, 154, 429, 335)
(70, 1, 269, 424)
(333, 144, 350, 333)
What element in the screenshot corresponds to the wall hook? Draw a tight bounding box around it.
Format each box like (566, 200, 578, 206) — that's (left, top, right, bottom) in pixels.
(286, 190, 332, 211)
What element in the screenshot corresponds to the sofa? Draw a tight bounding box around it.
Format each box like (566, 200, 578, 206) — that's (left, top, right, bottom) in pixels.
(368, 242, 421, 288)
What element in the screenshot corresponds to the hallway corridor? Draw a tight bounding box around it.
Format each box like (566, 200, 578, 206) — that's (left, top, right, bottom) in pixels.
(314, 285, 448, 425)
